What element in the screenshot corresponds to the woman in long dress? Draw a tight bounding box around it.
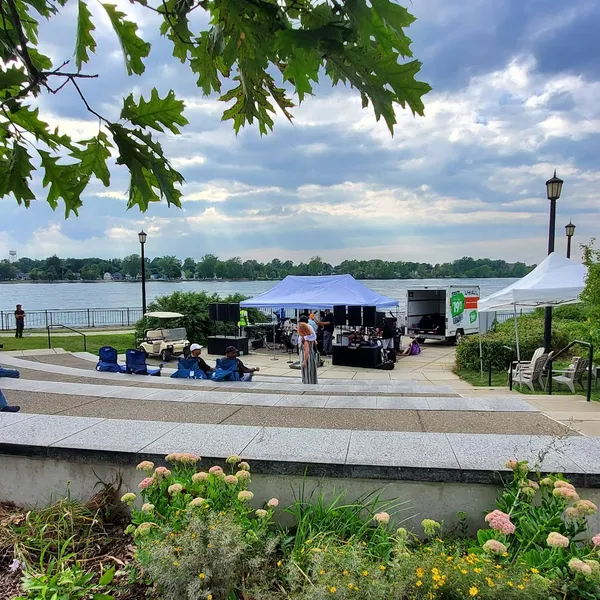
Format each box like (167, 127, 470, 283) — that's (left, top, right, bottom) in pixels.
(298, 322, 318, 384)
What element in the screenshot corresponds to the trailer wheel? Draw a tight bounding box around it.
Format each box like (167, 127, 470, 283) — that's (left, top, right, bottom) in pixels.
(454, 330, 464, 345)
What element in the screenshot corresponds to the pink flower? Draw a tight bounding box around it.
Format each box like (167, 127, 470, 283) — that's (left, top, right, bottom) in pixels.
(192, 472, 208, 483)
(255, 509, 268, 518)
(166, 453, 182, 463)
(267, 498, 279, 508)
(553, 487, 580, 501)
(209, 466, 224, 475)
(374, 512, 390, 525)
(236, 470, 251, 480)
(168, 483, 183, 495)
(188, 497, 205, 507)
(540, 477, 553, 487)
(483, 539, 507, 555)
(505, 460, 518, 471)
(238, 491, 254, 502)
(554, 480, 576, 491)
(484, 510, 516, 535)
(574, 500, 598, 516)
(138, 477, 154, 490)
(565, 507, 580, 519)
(569, 558, 593, 576)
(154, 466, 172, 479)
(136, 461, 154, 472)
(547, 532, 570, 548)
(224, 475, 239, 485)
(238, 461, 251, 471)
(592, 533, 600, 547)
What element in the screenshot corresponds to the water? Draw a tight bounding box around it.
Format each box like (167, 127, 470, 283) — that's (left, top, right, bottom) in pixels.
(0, 278, 516, 313)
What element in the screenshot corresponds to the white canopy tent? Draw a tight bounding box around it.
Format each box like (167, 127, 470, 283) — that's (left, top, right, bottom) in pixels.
(478, 252, 587, 361)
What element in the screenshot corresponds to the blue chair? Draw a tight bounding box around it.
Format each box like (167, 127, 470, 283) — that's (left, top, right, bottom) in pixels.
(211, 358, 241, 382)
(125, 349, 161, 376)
(96, 346, 126, 373)
(0, 366, 20, 379)
(171, 358, 208, 379)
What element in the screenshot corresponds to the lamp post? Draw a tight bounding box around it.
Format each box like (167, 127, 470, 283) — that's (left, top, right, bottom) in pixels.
(543, 171, 564, 352)
(565, 221, 576, 259)
(138, 230, 147, 316)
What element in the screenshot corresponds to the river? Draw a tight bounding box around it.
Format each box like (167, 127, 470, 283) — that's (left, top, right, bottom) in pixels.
(0, 278, 515, 313)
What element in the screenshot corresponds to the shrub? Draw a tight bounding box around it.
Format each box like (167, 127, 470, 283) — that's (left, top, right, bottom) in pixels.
(134, 291, 268, 345)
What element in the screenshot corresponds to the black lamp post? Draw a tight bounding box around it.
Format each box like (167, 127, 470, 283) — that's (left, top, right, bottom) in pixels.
(565, 221, 576, 259)
(543, 171, 564, 352)
(138, 230, 147, 316)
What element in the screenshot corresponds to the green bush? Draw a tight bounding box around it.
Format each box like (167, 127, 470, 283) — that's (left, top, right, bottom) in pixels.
(134, 291, 268, 345)
(456, 315, 573, 371)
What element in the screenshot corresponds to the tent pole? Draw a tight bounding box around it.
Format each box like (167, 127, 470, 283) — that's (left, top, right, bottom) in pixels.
(479, 324, 483, 378)
(513, 303, 521, 362)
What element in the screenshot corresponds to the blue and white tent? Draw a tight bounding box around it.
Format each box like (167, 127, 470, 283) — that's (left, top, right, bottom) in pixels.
(240, 275, 398, 310)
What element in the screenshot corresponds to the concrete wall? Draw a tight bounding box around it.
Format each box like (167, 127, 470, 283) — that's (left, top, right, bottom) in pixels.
(3, 454, 600, 535)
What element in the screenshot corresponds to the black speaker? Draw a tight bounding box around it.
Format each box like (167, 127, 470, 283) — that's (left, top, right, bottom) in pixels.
(333, 305, 346, 325)
(347, 305, 362, 327)
(209, 303, 219, 321)
(376, 311, 385, 328)
(363, 306, 376, 327)
(227, 303, 240, 323)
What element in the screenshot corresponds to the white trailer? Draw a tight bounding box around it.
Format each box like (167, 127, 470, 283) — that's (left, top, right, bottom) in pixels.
(406, 285, 480, 344)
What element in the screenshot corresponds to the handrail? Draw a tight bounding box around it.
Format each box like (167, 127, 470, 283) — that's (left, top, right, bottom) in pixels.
(46, 324, 88, 352)
(546, 340, 594, 402)
(503, 345, 515, 391)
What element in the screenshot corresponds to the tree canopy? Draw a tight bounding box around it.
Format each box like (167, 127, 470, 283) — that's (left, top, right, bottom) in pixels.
(0, 0, 430, 216)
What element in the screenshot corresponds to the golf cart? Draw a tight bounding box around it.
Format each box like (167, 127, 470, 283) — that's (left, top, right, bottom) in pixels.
(137, 312, 190, 362)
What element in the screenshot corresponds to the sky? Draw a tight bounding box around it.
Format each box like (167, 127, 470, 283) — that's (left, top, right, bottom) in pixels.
(1, 0, 599, 266)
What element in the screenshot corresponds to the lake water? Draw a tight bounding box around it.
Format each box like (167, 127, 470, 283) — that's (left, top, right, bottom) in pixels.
(0, 278, 515, 313)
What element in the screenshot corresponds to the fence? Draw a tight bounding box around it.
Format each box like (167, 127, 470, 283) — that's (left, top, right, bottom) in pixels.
(0, 307, 143, 331)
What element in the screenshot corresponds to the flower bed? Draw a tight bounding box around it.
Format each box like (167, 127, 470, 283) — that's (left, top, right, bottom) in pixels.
(4, 456, 600, 599)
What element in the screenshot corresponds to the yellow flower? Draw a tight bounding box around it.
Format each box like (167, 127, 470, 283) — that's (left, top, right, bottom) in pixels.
(461, 569, 468, 575)
(486, 577, 495, 587)
(306, 539, 312, 544)
(173, 561, 179, 567)
(320, 569, 326, 575)
(508, 581, 514, 587)
(518, 584, 525, 590)
(379, 565, 386, 571)
(469, 587, 479, 597)
(329, 586, 337, 594)
(416, 580, 423, 587)
(502, 552, 509, 557)
(530, 568, 539, 574)
(362, 570, 369, 577)
(277, 561, 282, 567)
(198, 573, 205, 580)
(207, 543, 212, 548)
(208, 596, 213, 600)
(495, 565, 502, 569)
(474, 567, 482, 573)
(416, 568, 425, 578)
(343, 570, 349, 576)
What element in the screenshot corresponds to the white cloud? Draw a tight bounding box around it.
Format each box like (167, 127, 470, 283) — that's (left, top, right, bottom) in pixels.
(183, 180, 283, 202)
(170, 155, 207, 168)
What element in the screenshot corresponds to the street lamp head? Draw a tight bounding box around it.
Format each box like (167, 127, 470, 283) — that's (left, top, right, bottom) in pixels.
(138, 230, 147, 245)
(546, 170, 564, 201)
(565, 221, 576, 238)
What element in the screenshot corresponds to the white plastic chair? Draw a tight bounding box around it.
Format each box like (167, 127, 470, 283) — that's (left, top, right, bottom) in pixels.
(551, 357, 589, 394)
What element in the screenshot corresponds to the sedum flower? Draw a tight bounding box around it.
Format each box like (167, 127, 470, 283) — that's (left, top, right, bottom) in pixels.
(540, 477, 553, 487)
(226, 455, 242, 464)
(505, 460, 518, 471)
(180, 453, 201, 465)
(267, 498, 279, 508)
(553, 487, 580, 501)
(154, 466, 172, 479)
(554, 480, 576, 490)
(569, 558, 593, 576)
(574, 500, 598, 516)
(238, 490, 254, 502)
(592, 533, 600, 547)
(189, 497, 205, 507)
(236, 470, 251, 480)
(565, 507, 580, 519)
(238, 461, 251, 471)
(421, 519, 441, 536)
(136, 461, 154, 473)
(121, 492, 136, 503)
(138, 477, 154, 490)
(141, 503, 155, 513)
(192, 471, 209, 483)
(584, 560, 600, 574)
(209, 466, 224, 475)
(374, 512, 390, 525)
(168, 483, 184, 495)
(255, 509, 268, 518)
(224, 475, 239, 485)
(483, 539, 507, 555)
(484, 510, 515, 535)
(134, 522, 157, 536)
(546, 532, 569, 548)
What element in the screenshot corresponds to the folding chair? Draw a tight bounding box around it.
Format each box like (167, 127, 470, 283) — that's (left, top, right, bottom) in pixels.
(125, 349, 161, 376)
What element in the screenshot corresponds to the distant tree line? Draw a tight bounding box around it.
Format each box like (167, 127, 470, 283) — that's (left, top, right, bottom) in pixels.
(0, 254, 535, 282)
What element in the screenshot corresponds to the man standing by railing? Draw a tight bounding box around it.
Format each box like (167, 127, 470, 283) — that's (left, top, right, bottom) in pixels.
(14, 304, 25, 338)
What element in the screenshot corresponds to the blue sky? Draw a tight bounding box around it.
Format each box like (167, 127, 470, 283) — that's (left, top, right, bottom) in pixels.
(1, 0, 599, 265)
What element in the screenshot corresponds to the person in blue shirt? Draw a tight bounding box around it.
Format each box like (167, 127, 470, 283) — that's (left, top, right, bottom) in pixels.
(0, 365, 20, 412)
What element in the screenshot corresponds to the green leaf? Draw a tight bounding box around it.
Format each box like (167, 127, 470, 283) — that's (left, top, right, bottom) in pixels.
(28, 47, 53, 70)
(9, 106, 73, 150)
(282, 49, 320, 102)
(75, 0, 96, 70)
(0, 142, 36, 205)
(98, 566, 116, 586)
(101, 4, 150, 75)
(120, 88, 188, 134)
(159, 0, 193, 63)
(0, 66, 28, 95)
(70, 132, 112, 187)
(189, 31, 222, 95)
(93, 595, 114, 600)
(39, 150, 87, 216)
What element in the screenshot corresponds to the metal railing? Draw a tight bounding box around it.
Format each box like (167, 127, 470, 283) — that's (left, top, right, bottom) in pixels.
(546, 340, 594, 402)
(0, 307, 143, 331)
(46, 325, 88, 352)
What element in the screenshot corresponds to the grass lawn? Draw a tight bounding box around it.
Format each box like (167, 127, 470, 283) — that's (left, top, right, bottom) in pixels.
(0, 333, 136, 354)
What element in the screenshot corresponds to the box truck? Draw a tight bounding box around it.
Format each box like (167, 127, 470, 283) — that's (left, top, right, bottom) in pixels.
(406, 285, 480, 344)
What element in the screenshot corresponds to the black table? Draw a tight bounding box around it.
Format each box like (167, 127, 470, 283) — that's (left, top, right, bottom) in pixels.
(207, 336, 249, 356)
(332, 344, 381, 368)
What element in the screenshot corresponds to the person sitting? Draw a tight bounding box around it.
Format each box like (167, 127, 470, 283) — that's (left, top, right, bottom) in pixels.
(399, 338, 421, 356)
(216, 346, 260, 382)
(189, 343, 214, 377)
(0, 365, 21, 412)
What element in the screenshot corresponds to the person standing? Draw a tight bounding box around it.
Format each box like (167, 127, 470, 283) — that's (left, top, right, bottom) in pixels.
(14, 304, 25, 338)
(318, 309, 335, 356)
(298, 322, 318, 384)
(382, 315, 397, 361)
